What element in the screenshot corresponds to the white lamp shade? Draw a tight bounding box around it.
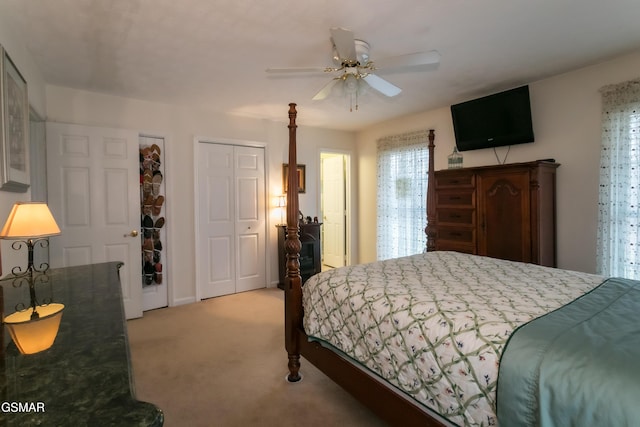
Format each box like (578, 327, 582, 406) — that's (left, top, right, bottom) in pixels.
(0, 202, 61, 239)
(4, 303, 65, 354)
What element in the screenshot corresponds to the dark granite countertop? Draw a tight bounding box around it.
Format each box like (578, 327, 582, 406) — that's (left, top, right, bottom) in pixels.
(0, 262, 163, 426)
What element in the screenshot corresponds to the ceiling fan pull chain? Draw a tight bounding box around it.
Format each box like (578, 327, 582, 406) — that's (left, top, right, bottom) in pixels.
(349, 91, 359, 112)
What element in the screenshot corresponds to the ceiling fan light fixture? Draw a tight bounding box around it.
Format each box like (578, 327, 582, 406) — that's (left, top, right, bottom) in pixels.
(344, 73, 359, 94)
(357, 76, 369, 95)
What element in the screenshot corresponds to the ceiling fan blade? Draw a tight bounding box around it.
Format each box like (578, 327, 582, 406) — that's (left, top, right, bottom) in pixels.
(265, 67, 327, 74)
(330, 27, 357, 61)
(373, 50, 441, 71)
(363, 74, 402, 97)
(312, 78, 341, 100)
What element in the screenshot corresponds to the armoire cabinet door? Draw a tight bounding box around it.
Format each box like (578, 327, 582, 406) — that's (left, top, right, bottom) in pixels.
(477, 170, 531, 262)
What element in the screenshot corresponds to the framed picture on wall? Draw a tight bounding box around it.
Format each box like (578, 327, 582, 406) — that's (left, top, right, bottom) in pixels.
(282, 163, 306, 193)
(0, 44, 29, 192)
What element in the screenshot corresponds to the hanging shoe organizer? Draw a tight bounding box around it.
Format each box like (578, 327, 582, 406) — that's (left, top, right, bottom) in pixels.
(140, 139, 166, 287)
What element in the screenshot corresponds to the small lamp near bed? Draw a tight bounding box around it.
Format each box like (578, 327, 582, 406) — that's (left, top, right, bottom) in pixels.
(0, 202, 64, 355)
(277, 195, 286, 225)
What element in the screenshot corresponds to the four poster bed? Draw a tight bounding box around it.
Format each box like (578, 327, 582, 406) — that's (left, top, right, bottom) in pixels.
(282, 103, 640, 426)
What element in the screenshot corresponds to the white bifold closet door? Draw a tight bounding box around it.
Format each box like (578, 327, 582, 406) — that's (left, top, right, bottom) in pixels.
(196, 142, 266, 299)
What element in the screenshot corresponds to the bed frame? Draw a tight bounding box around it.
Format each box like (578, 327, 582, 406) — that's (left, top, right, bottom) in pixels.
(283, 103, 443, 426)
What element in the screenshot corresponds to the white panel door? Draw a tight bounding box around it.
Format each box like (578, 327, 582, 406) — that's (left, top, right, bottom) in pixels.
(197, 143, 235, 299)
(46, 123, 143, 319)
(196, 142, 266, 299)
(321, 154, 346, 268)
(234, 145, 266, 292)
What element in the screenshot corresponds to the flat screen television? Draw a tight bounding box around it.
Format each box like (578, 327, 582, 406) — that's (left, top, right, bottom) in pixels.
(450, 85, 534, 152)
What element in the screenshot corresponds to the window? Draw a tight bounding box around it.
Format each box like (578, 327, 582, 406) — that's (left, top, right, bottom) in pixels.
(597, 78, 640, 278)
(376, 130, 430, 260)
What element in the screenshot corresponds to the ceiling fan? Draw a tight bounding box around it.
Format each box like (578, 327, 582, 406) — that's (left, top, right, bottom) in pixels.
(266, 27, 441, 110)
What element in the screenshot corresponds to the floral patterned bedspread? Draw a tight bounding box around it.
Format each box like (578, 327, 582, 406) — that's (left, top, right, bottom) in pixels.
(302, 251, 604, 426)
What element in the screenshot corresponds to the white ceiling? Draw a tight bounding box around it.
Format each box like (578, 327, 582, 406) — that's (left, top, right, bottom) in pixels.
(2, 0, 640, 131)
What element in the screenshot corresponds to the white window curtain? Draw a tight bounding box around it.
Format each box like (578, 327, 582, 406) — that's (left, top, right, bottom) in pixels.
(597, 78, 640, 278)
(376, 130, 429, 260)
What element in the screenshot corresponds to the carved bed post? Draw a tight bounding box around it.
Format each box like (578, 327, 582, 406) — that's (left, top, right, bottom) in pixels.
(284, 103, 303, 382)
(425, 129, 436, 252)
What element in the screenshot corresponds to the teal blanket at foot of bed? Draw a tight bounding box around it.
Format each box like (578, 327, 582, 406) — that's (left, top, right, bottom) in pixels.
(497, 277, 640, 427)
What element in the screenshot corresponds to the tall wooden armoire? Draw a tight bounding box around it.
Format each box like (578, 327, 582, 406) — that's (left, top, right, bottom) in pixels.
(434, 160, 559, 267)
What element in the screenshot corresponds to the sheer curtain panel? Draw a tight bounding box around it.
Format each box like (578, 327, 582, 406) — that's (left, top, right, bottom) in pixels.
(376, 130, 430, 260)
(597, 78, 640, 278)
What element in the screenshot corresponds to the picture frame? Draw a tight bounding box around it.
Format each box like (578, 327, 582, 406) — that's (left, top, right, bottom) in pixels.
(0, 44, 30, 192)
(282, 163, 306, 193)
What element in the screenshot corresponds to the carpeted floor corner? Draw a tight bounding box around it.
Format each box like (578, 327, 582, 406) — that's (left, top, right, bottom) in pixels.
(127, 287, 388, 427)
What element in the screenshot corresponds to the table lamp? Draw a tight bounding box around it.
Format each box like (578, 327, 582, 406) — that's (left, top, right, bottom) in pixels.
(277, 195, 286, 225)
(0, 202, 64, 354)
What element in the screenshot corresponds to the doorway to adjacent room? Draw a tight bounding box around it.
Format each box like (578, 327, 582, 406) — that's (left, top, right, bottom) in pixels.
(320, 151, 351, 269)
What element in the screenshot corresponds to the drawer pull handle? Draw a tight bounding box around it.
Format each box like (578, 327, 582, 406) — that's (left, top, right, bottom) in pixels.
(448, 196, 461, 201)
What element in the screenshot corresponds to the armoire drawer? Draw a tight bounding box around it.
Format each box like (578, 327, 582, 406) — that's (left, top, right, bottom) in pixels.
(435, 190, 475, 207)
(437, 208, 475, 226)
(435, 171, 475, 188)
(437, 226, 475, 244)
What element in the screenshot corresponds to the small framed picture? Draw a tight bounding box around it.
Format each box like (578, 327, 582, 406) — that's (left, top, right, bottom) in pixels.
(282, 163, 306, 193)
(0, 44, 29, 192)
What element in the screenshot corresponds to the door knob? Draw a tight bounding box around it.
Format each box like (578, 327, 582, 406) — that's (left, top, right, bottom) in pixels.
(124, 230, 139, 237)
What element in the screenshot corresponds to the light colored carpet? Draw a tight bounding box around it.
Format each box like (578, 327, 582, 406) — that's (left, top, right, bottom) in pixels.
(127, 287, 388, 427)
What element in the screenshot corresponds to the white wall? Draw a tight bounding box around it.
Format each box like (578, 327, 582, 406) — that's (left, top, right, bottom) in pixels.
(44, 86, 356, 305)
(356, 50, 640, 274)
